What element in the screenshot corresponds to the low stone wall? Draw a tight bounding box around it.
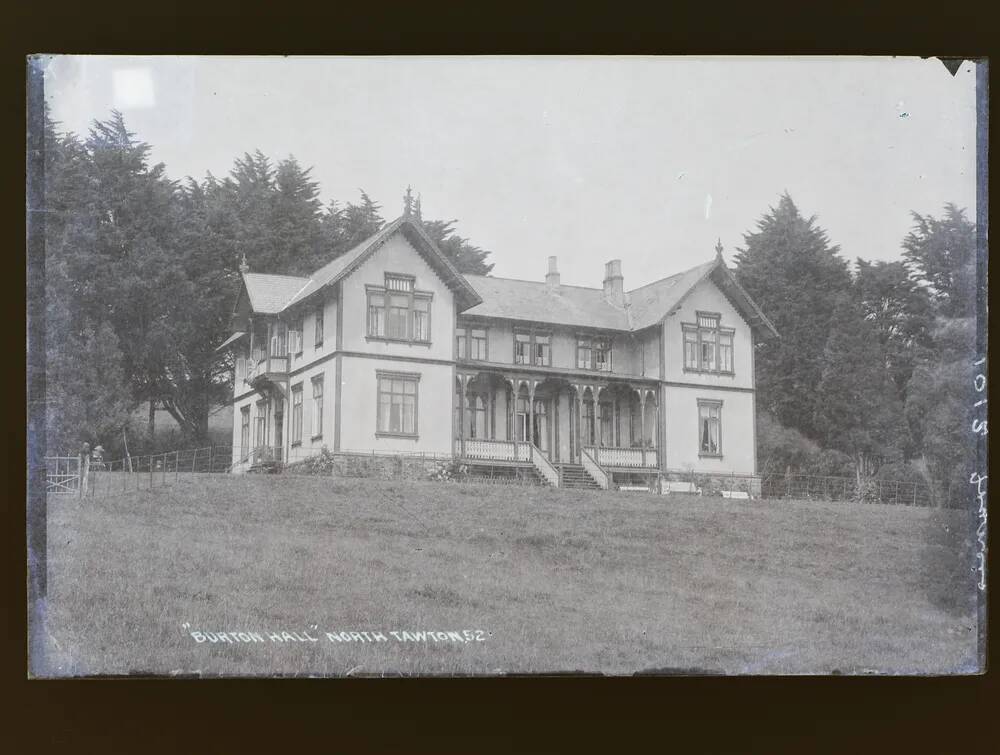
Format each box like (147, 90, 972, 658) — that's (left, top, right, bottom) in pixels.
(330, 452, 446, 482)
(661, 469, 762, 497)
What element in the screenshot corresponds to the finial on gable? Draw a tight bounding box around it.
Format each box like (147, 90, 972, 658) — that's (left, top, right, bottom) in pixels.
(414, 192, 422, 222)
(403, 185, 414, 217)
(238, 252, 249, 275)
(714, 238, 724, 261)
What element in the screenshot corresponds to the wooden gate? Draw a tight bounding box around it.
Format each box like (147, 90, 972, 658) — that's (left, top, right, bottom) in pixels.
(46, 456, 80, 494)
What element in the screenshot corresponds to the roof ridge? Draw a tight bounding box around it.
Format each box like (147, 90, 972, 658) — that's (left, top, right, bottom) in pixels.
(244, 271, 311, 281)
(626, 258, 715, 294)
(467, 273, 603, 292)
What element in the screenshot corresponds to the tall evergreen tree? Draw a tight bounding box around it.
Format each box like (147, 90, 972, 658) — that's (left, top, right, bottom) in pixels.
(902, 203, 977, 318)
(813, 295, 908, 490)
(733, 193, 852, 438)
(853, 258, 934, 400)
(421, 218, 495, 275)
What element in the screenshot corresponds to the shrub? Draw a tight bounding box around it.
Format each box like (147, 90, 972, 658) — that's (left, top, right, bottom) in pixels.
(287, 446, 336, 476)
(427, 460, 469, 483)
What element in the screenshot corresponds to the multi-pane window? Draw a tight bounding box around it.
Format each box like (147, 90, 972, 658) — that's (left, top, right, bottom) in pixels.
(684, 313, 734, 374)
(514, 330, 551, 366)
(470, 328, 487, 360)
(311, 376, 324, 438)
(456, 327, 488, 360)
(698, 400, 722, 456)
(367, 275, 431, 343)
(255, 400, 267, 447)
(293, 317, 304, 355)
(387, 293, 409, 339)
(377, 372, 419, 436)
(314, 305, 324, 347)
(577, 336, 612, 371)
(291, 384, 303, 444)
(240, 406, 250, 452)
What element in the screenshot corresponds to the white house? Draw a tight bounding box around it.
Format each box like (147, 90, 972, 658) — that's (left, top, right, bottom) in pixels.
(219, 211, 778, 489)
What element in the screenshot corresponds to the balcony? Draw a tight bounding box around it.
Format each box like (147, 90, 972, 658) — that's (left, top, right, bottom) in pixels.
(236, 346, 289, 390)
(584, 445, 658, 469)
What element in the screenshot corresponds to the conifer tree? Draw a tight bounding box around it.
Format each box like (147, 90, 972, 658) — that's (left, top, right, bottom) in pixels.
(733, 193, 852, 438)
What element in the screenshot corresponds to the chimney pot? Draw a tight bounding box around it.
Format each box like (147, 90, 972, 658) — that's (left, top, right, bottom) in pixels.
(603, 258, 624, 306)
(545, 256, 560, 288)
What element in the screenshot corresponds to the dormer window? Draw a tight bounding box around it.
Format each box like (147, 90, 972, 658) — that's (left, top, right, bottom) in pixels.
(683, 312, 734, 375)
(366, 273, 432, 344)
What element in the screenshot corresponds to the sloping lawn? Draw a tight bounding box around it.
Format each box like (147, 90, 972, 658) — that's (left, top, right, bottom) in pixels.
(36, 475, 979, 676)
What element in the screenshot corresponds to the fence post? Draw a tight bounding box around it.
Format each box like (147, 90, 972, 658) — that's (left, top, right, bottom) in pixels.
(175, 450, 180, 483)
(209, 445, 214, 474)
(149, 454, 153, 490)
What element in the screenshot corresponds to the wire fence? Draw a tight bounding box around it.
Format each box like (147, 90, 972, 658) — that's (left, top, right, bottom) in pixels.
(49, 443, 941, 507)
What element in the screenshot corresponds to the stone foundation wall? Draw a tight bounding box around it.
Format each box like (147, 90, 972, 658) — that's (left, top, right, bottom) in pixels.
(661, 469, 762, 497)
(330, 452, 447, 481)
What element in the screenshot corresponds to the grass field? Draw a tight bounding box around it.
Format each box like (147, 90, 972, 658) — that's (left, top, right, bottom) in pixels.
(36, 475, 979, 676)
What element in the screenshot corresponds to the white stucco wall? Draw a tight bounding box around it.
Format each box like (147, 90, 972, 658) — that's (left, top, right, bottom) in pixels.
(662, 385, 755, 476)
(662, 278, 754, 390)
(337, 356, 454, 455)
(340, 233, 456, 361)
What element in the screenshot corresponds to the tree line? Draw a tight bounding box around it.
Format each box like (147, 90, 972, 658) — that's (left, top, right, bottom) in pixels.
(42, 111, 978, 506)
(734, 194, 978, 507)
(42, 110, 493, 458)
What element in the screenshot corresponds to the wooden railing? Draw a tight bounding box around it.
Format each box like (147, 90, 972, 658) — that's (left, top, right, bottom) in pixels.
(584, 446, 658, 469)
(459, 438, 532, 463)
(580, 448, 609, 490)
(530, 445, 560, 487)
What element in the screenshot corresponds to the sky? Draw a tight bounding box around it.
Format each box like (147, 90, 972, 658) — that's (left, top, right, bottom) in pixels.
(43, 56, 979, 289)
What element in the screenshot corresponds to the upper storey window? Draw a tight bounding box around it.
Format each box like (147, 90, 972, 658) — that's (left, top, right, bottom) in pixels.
(457, 326, 488, 360)
(577, 335, 612, 372)
(514, 329, 551, 366)
(683, 312, 734, 375)
(367, 274, 432, 344)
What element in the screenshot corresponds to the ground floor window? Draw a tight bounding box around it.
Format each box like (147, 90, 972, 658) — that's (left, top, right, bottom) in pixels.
(467, 394, 488, 439)
(255, 400, 267, 447)
(311, 376, 324, 439)
(291, 384, 303, 444)
(240, 406, 250, 451)
(698, 400, 722, 456)
(377, 371, 419, 436)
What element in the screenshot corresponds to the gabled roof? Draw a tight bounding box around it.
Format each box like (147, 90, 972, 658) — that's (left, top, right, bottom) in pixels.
(283, 216, 482, 311)
(627, 259, 719, 331)
(462, 257, 778, 339)
(241, 273, 311, 314)
(462, 276, 631, 331)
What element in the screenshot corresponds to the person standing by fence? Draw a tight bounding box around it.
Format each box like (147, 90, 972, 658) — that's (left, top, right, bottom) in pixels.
(78, 442, 91, 499)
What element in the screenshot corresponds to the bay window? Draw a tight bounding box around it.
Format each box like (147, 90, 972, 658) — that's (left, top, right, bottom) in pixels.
(684, 312, 735, 374)
(367, 274, 431, 343)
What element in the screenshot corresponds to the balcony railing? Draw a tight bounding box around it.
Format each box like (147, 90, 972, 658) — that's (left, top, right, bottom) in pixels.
(584, 445, 658, 468)
(237, 345, 290, 386)
(458, 438, 532, 463)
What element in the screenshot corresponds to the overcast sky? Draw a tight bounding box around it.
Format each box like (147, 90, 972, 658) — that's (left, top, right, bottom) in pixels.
(43, 56, 978, 289)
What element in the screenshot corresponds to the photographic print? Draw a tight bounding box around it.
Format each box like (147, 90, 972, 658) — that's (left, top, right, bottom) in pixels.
(26, 55, 986, 677)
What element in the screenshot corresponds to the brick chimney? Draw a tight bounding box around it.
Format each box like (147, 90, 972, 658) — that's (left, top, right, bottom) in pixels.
(603, 259, 624, 307)
(545, 256, 560, 288)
